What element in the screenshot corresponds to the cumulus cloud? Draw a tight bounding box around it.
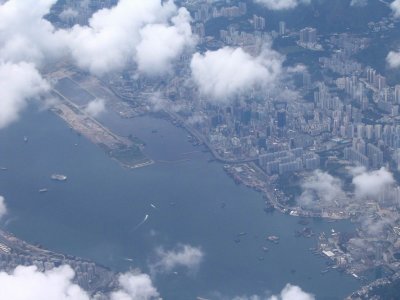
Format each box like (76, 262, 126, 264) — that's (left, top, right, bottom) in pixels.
(352, 167, 395, 199)
(110, 272, 159, 300)
(350, 0, 367, 7)
(150, 244, 204, 274)
(254, 0, 310, 10)
(391, 0, 400, 18)
(0, 0, 65, 66)
(387, 50, 400, 68)
(232, 284, 314, 300)
(190, 45, 283, 102)
(0, 0, 194, 76)
(286, 64, 307, 73)
(298, 170, 345, 208)
(84, 98, 106, 117)
(59, 8, 79, 22)
(136, 8, 194, 75)
(359, 215, 396, 237)
(0, 0, 195, 128)
(0, 265, 160, 300)
(269, 284, 315, 300)
(0, 62, 49, 128)
(65, 0, 194, 76)
(0, 265, 91, 300)
(0, 196, 7, 219)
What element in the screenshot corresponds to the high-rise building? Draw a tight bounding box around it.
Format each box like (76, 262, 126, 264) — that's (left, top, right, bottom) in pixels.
(374, 124, 382, 140)
(366, 125, 374, 140)
(279, 21, 286, 35)
(300, 27, 317, 44)
(194, 23, 205, 39)
(303, 72, 311, 89)
(366, 67, 376, 83)
(238, 2, 247, 15)
(253, 15, 266, 31)
(375, 75, 386, 90)
(395, 85, 400, 104)
(367, 143, 384, 169)
(308, 28, 317, 43)
(277, 110, 286, 128)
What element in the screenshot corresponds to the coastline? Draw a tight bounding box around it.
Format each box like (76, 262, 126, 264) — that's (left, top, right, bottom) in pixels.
(0, 228, 117, 294)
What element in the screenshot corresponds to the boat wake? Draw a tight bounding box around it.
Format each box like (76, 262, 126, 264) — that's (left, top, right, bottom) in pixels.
(132, 214, 149, 231)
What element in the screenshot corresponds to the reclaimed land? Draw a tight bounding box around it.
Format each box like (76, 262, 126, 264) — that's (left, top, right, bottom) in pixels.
(50, 78, 153, 169)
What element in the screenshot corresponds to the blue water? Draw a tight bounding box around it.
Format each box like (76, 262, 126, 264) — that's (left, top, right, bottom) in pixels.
(0, 107, 360, 299)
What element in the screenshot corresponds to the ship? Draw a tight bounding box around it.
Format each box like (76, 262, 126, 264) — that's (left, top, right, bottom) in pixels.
(51, 174, 67, 181)
(267, 235, 280, 244)
(39, 188, 48, 193)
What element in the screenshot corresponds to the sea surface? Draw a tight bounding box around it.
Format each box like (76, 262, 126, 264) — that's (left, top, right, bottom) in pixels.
(0, 106, 360, 299)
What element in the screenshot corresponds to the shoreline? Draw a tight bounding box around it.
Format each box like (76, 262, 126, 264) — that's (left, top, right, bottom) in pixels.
(0, 228, 117, 294)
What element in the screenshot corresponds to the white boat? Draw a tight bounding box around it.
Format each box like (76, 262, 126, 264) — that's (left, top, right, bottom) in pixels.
(39, 188, 48, 193)
(51, 174, 67, 181)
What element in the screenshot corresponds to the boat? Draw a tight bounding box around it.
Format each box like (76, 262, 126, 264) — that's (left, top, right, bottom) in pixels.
(51, 174, 67, 181)
(124, 258, 134, 262)
(23, 136, 28, 143)
(267, 235, 280, 244)
(39, 188, 48, 193)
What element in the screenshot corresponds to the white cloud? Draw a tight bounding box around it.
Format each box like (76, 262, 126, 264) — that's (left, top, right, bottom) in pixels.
(0, 62, 49, 128)
(59, 8, 79, 22)
(65, 0, 194, 76)
(359, 215, 396, 236)
(84, 98, 106, 117)
(286, 64, 307, 73)
(0, 0, 65, 66)
(150, 244, 204, 274)
(254, 0, 310, 10)
(270, 284, 315, 300)
(232, 284, 314, 300)
(0, 0, 195, 129)
(387, 50, 400, 68)
(136, 8, 194, 75)
(0, 196, 7, 219)
(0, 0, 194, 76)
(350, 0, 367, 7)
(190, 45, 283, 102)
(352, 167, 395, 199)
(0, 265, 91, 300)
(298, 170, 345, 208)
(110, 272, 159, 300)
(391, 0, 400, 18)
(0, 265, 160, 300)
